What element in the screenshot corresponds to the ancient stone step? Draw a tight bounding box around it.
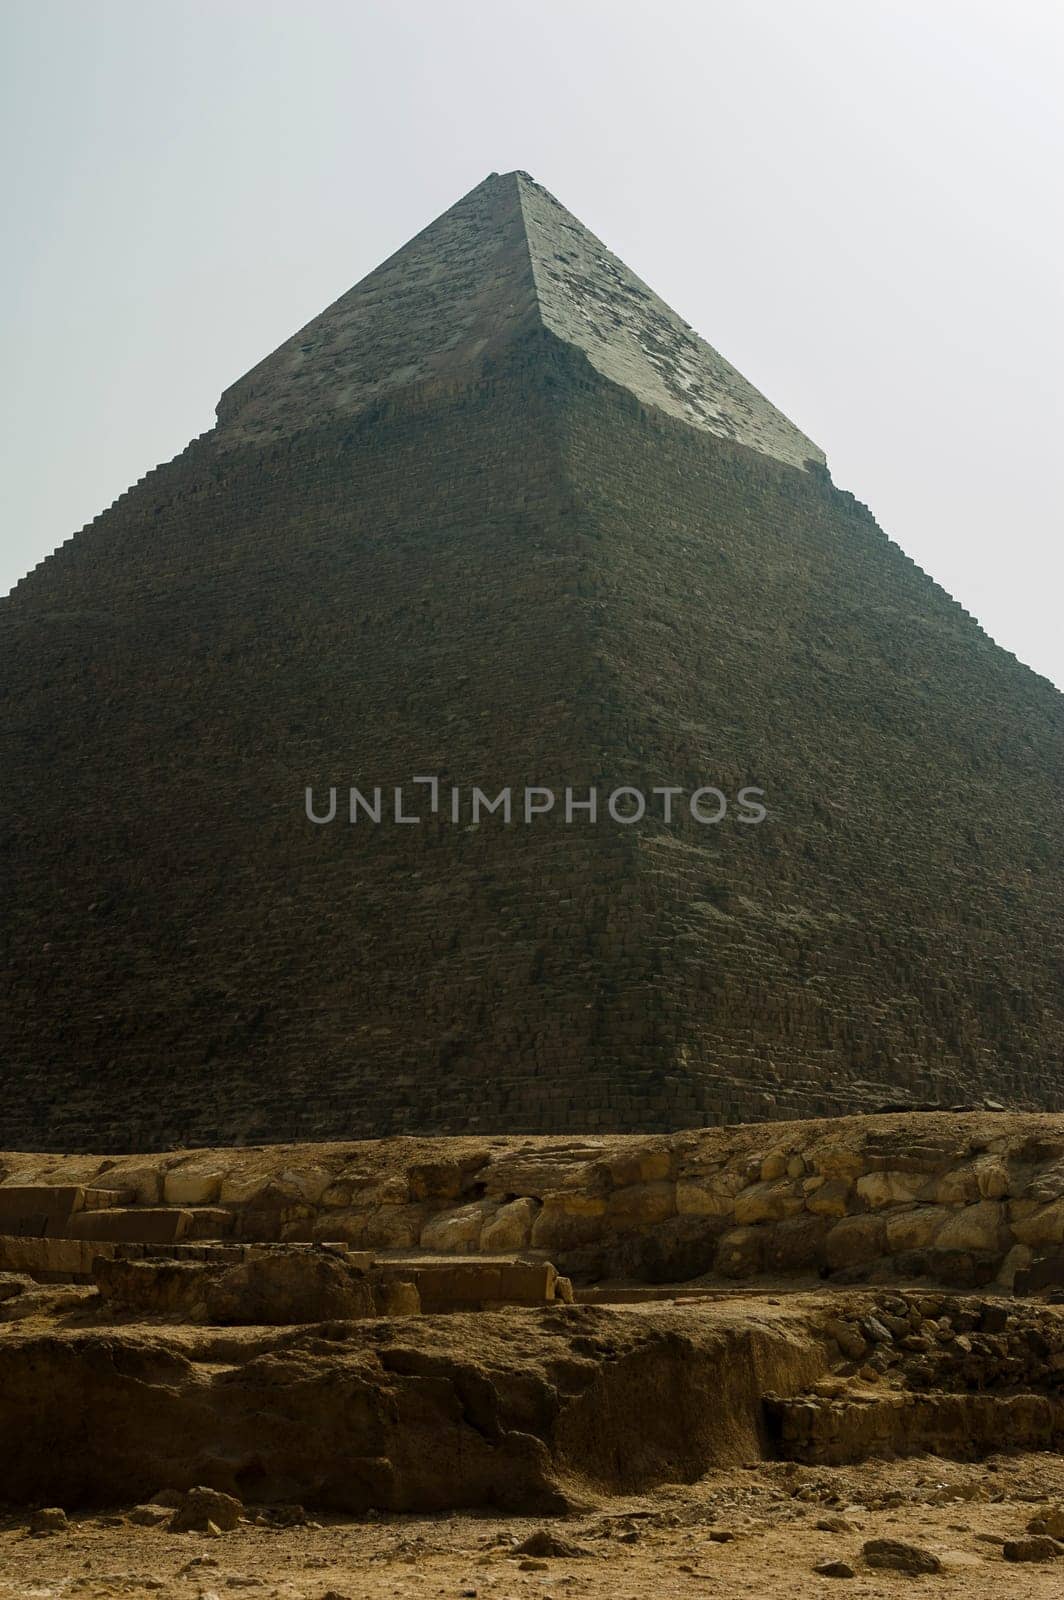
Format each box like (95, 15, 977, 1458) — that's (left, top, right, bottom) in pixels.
(764, 1388, 1064, 1465)
(0, 1186, 85, 1223)
(185, 1206, 236, 1240)
(62, 1207, 194, 1244)
(374, 1257, 571, 1311)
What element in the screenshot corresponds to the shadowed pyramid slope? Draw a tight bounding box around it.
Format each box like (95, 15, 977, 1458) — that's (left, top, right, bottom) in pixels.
(216, 171, 823, 471)
(0, 172, 1060, 1152)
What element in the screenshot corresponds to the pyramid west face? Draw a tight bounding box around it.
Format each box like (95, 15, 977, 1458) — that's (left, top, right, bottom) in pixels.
(215, 171, 824, 471)
(215, 171, 541, 442)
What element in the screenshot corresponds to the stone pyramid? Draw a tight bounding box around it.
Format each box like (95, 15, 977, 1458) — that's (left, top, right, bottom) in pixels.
(2, 171, 1061, 1152)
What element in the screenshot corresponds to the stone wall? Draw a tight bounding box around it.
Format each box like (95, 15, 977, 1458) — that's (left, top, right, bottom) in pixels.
(5, 1112, 1064, 1290)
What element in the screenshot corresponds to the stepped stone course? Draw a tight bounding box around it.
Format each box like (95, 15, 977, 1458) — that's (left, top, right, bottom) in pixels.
(1, 172, 1060, 1147)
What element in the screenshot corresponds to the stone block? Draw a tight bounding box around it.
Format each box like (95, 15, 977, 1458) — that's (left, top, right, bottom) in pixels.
(884, 1206, 945, 1253)
(935, 1200, 1006, 1254)
(714, 1226, 763, 1278)
(675, 1178, 736, 1218)
(812, 1146, 865, 1180)
(1011, 1198, 1064, 1248)
(163, 1168, 224, 1206)
(272, 1166, 331, 1204)
(761, 1215, 828, 1273)
(805, 1178, 853, 1219)
(114, 1166, 163, 1205)
(975, 1158, 1010, 1200)
(359, 1204, 432, 1250)
(64, 1208, 193, 1244)
(498, 1261, 559, 1303)
(399, 1263, 504, 1310)
(311, 1210, 368, 1246)
(219, 1172, 272, 1206)
(0, 1235, 105, 1277)
(95, 1250, 403, 1324)
(855, 1171, 925, 1209)
(606, 1149, 672, 1187)
(531, 1193, 608, 1251)
(605, 1181, 676, 1231)
(186, 1207, 236, 1241)
(997, 1242, 1033, 1289)
(824, 1215, 887, 1271)
(80, 1189, 134, 1211)
(419, 1201, 495, 1254)
(733, 1179, 804, 1225)
(480, 1196, 539, 1251)
(932, 1165, 982, 1206)
(0, 1187, 84, 1223)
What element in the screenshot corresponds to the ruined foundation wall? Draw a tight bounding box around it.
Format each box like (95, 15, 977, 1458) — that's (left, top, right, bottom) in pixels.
(5, 1112, 1064, 1290)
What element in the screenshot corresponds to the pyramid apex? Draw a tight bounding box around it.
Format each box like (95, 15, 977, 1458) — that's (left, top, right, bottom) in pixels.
(215, 172, 823, 470)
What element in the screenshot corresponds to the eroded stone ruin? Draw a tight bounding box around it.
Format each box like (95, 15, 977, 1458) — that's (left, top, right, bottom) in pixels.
(3, 1113, 1064, 1506)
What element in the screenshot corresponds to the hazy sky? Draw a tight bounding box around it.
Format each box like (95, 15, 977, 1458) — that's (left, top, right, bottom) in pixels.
(2, 0, 1062, 687)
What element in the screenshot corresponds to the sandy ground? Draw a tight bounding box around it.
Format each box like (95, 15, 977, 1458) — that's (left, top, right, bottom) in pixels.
(4, 1452, 1064, 1600)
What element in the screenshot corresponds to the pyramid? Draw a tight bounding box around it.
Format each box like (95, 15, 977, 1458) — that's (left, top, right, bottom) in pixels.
(1, 171, 1061, 1152)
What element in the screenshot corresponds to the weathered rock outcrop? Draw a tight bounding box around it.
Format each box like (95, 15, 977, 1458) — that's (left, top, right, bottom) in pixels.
(0, 1304, 824, 1509)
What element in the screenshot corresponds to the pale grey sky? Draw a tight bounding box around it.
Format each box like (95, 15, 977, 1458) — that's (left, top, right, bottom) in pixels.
(2, 0, 1061, 686)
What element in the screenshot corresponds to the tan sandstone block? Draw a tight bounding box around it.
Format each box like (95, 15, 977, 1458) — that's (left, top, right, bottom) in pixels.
(856, 1171, 926, 1209)
(812, 1146, 865, 1180)
(715, 1227, 763, 1278)
(531, 1193, 607, 1251)
(734, 1180, 804, 1226)
(359, 1203, 432, 1250)
(272, 1166, 332, 1205)
(480, 1196, 539, 1252)
(1010, 1197, 1064, 1248)
(825, 1214, 887, 1270)
(676, 1180, 736, 1218)
(885, 1206, 946, 1252)
(67, 1208, 193, 1244)
(805, 1178, 853, 1218)
(112, 1166, 163, 1206)
(935, 1200, 1006, 1254)
(163, 1168, 224, 1206)
(311, 1210, 368, 1246)
(997, 1243, 1033, 1289)
(606, 1150, 672, 1187)
(419, 1201, 496, 1254)
(760, 1152, 789, 1181)
(975, 1158, 1010, 1200)
(498, 1261, 559, 1303)
(932, 1165, 982, 1207)
(605, 1181, 676, 1231)
(219, 1172, 272, 1206)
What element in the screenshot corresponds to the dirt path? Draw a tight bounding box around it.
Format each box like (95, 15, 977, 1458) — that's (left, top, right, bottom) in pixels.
(4, 1453, 1064, 1599)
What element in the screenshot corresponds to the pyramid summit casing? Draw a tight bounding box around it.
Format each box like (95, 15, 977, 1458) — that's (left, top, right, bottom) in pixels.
(1, 170, 1061, 1151)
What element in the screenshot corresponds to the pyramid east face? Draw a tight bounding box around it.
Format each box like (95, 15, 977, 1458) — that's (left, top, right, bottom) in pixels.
(516, 175, 824, 470)
(1, 172, 1061, 1151)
